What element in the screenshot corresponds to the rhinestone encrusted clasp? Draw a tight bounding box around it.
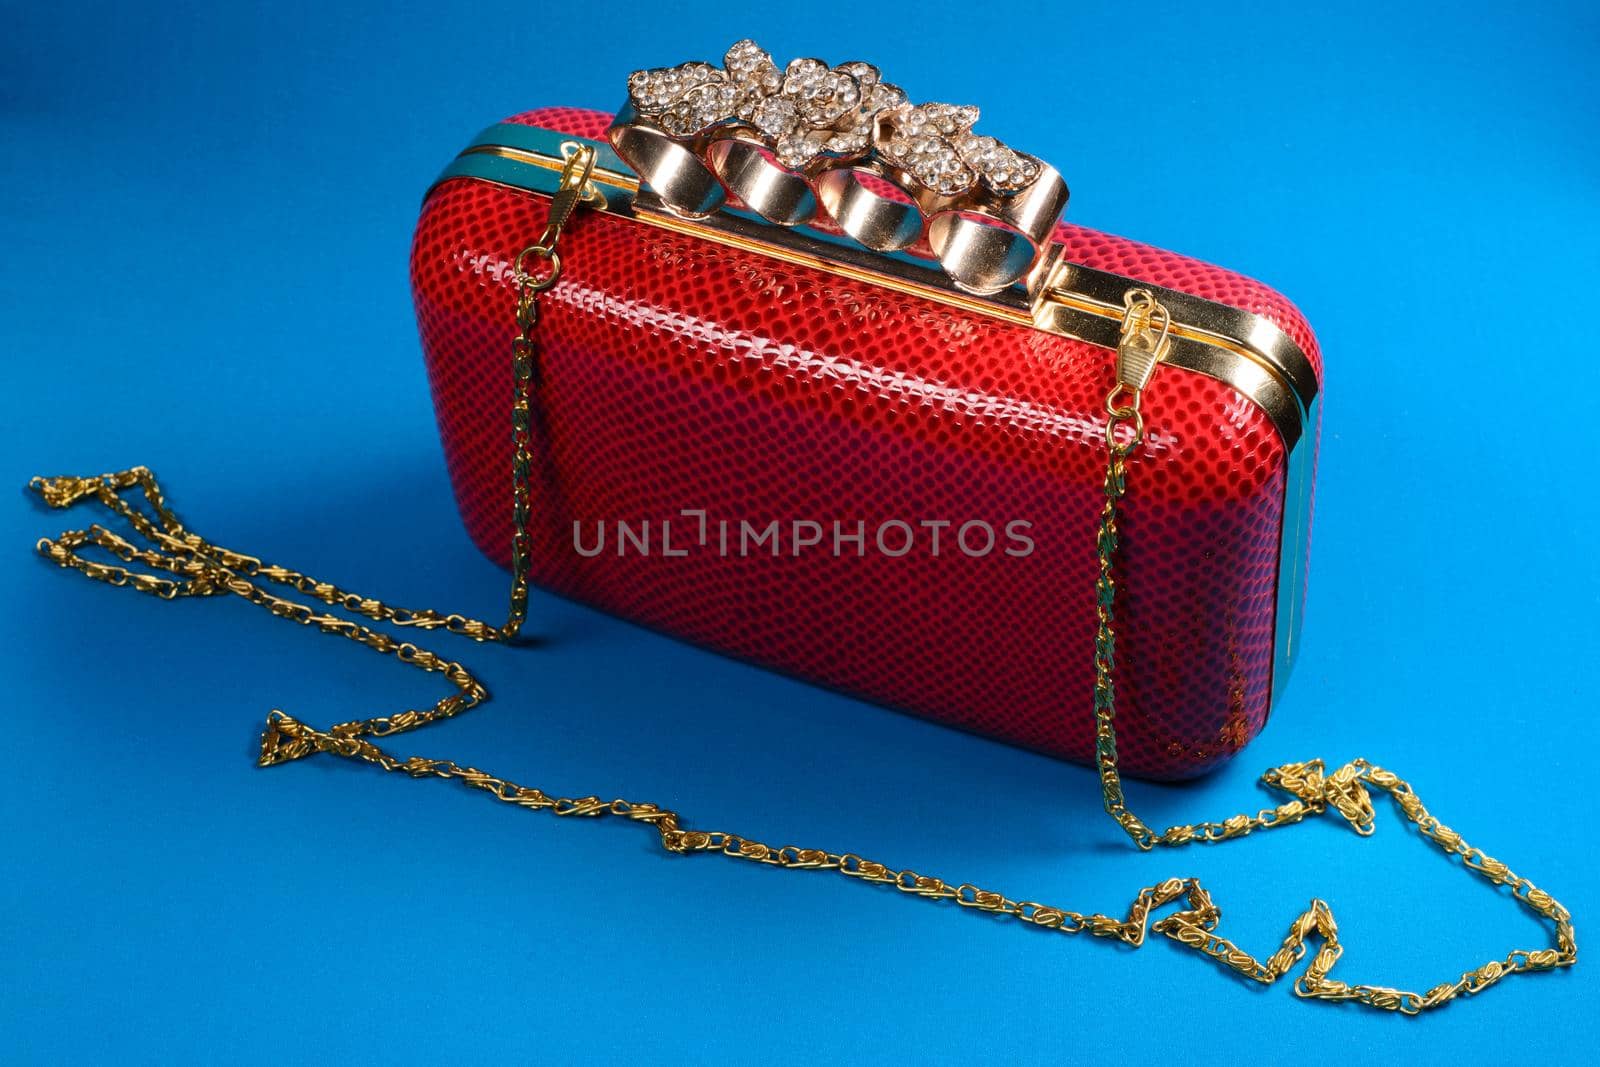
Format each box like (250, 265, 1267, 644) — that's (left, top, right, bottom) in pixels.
(609, 41, 1069, 294)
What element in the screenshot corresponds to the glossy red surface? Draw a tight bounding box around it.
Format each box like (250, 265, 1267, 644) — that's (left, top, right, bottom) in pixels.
(412, 107, 1322, 779)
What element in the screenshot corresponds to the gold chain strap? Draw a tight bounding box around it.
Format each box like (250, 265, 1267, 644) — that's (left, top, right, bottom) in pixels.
(27, 153, 1574, 1014)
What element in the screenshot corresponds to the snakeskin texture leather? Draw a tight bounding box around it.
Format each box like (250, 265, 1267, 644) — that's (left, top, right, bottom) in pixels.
(412, 107, 1323, 780)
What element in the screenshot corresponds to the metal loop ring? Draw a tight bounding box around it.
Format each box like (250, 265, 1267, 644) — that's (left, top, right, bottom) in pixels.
(705, 135, 819, 227)
(514, 245, 562, 293)
(608, 102, 727, 219)
(558, 140, 610, 207)
(1105, 406, 1144, 454)
(926, 209, 1044, 294)
(813, 162, 923, 252)
(919, 159, 1069, 293)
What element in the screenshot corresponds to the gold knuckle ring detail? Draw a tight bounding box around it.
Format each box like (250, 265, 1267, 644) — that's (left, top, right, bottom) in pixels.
(606, 39, 1070, 295)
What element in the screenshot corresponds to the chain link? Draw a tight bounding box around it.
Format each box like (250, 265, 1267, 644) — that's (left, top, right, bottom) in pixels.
(27, 170, 1574, 1014)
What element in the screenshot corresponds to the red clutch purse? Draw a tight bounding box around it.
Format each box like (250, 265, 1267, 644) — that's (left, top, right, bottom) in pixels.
(417, 103, 1320, 781)
(30, 40, 1573, 1012)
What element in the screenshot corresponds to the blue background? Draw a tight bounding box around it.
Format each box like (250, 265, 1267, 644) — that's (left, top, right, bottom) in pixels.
(4, 2, 1597, 1061)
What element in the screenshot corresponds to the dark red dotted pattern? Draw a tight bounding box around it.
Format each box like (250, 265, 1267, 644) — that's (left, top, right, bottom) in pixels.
(411, 107, 1323, 780)
(503, 106, 613, 137)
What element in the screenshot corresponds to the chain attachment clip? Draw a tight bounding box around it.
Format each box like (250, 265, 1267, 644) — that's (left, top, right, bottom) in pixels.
(512, 143, 600, 318)
(1104, 287, 1172, 454)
